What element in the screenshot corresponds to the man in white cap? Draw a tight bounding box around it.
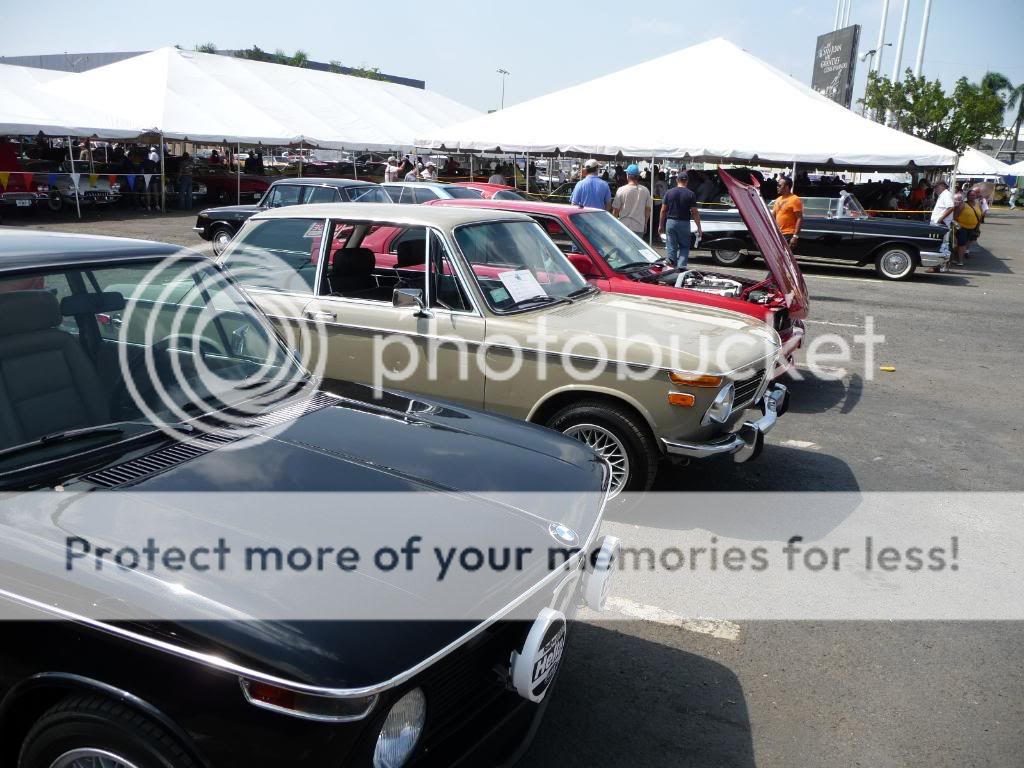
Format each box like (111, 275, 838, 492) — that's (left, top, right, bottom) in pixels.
(612, 164, 653, 237)
(421, 161, 438, 182)
(570, 159, 611, 210)
(384, 156, 400, 183)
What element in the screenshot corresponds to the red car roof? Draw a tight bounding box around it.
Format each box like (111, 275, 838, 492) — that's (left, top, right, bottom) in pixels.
(429, 197, 575, 215)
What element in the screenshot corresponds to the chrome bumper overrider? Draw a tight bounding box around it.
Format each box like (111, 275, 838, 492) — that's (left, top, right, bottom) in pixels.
(661, 384, 789, 463)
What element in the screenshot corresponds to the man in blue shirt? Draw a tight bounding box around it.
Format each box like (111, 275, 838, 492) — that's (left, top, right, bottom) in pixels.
(659, 171, 702, 272)
(570, 159, 611, 210)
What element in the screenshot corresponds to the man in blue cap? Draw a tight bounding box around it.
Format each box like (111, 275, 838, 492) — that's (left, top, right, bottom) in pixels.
(570, 159, 612, 210)
(612, 164, 653, 238)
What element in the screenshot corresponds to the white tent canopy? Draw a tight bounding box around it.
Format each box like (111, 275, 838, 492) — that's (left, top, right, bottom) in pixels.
(957, 147, 1012, 177)
(1007, 159, 1024, 176)
(41, 48, 479, 149)
(0, 64, 139, 138)
(417, 38, 957, 170)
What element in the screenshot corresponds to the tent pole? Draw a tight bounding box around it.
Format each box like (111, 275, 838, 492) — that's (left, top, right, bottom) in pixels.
(298, 140, 303, 178)
(353, 150, 358, 181)
(160, 134, 166, 213)
(237, 142, 241, 205)
(525, 151, 529, 195)
(650, 155, 656, 245)
(67, 137, 81, 220)
(469, 154, 473, 183)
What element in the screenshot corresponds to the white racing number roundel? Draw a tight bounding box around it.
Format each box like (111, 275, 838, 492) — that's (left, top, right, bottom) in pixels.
(511, 607, 567, 703)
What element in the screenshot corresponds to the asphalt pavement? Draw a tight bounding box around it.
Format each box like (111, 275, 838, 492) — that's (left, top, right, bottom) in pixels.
(5, 205, 1023, 767)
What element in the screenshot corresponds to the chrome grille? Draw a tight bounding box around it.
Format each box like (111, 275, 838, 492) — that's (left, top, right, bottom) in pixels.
(733, 368, 766, 407)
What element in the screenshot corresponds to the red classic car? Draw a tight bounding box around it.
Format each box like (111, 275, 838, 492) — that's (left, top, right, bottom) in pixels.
(196, 169, 270, 203)
(451, 181, 528, 201)
(370, 171, 807, 377)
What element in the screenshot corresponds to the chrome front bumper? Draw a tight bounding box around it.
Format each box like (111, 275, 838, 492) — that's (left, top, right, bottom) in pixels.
(661, 384, 789, 463)
(920, 249, 950, 268)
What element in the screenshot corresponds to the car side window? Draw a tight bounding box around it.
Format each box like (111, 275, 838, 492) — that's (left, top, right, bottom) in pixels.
(533, 216, 582, 255)
(223, 218, 324, 294)
(428, 233, 472, 313)
(303, 186, 338, 204)
(414, 188, 439, 204)
(494, 190, 524, 201)
(267, 185, 302, 208)
(349, 186, 388, 203)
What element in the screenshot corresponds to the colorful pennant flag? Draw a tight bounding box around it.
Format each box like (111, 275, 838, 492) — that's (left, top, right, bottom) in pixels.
(124, 174, 136, 189)
(47, 173, 57, 187)
(88, 174, 98, 187)
(69, 173, 80, 190)
(143, 174, 153, 188)
(108, 175, 118, 186)
(0, 172, 8, 190)
(21, 173, 33, 187)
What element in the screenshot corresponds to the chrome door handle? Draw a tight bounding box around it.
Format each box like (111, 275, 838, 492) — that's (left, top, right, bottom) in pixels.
(304, 310, 336, 323)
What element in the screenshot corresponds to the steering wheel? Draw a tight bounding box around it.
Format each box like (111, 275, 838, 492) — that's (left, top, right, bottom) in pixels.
(112, 334, 222, 417)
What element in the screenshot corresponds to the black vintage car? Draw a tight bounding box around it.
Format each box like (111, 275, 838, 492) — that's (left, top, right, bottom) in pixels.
(0, 230, 612, 768)
(194, 178, 393, 255)
(695, 191, 950, 280)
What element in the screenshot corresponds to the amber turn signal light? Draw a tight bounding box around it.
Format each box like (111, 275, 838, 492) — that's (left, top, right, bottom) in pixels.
(668, 372, 722, 388)
(667, 392, 696, 407)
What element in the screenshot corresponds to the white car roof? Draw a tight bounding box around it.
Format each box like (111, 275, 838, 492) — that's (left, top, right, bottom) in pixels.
(252, 202, 533, 228)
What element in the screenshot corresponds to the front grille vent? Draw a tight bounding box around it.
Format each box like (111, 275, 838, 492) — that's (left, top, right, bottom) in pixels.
(84, 391, 339, 488)
(734, 368, 766, 407)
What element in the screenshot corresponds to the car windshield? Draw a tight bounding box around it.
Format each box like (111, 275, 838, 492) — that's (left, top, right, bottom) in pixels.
(0, 259, 307, 473)
(445, 187, 484, 199)
(571, 210, 662, 270)
(453, 220, 589, 312)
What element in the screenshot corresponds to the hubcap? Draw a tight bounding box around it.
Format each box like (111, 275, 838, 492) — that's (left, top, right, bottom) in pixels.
(213, 231, 231, 253)
(49, 749, 141, 768)
(714, 250, 742, 265)
(881, 250, 911, 277)
(563, 423, 630, 497)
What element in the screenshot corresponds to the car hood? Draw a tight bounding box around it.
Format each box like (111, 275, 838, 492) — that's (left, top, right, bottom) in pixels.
(198, 204, 261, 218)
(720, 170, 809, 319)
(0, 383, 606, 688)
(489, 292, 780, 375)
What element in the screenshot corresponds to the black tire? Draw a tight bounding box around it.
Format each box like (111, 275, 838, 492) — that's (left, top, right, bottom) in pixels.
(874, 246, 916, 280)
(46, 192, 63, 213)
(19, 694, 197, 768)
(545, 399, 658, 496)
(711, 249, 752, 267)
(209, 224, 234, 256)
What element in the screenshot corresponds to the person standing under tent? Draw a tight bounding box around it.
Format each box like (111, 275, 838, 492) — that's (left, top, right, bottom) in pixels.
(928, 180, 956, 272)
(773, 176, 804, 248)
(178, 151, 195, 210)
(612, 164, 653, 238)
(385, 156, 401, 182)
(659, 171, 701, 274)
(488, 167, 506, 185)
(421, 162, 438, 181)
(1009, 184, 1018, 210)
(570, 159, 612, 210)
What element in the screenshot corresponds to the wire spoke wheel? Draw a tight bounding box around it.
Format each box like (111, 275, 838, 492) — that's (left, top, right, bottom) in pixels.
(49, 749, 141, 768)
(563, 423, 630, 497)
(876, 248, 914, 280)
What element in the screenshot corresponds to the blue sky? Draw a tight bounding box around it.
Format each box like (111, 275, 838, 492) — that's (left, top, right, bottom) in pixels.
(4, 0, 1022, 125)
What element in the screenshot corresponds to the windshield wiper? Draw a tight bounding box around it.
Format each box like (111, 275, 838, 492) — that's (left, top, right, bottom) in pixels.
(511, 294, 569, 309)
(567, 285, 598, 298)
(0, 424, 127, 462)
(615, 260, 657, 271)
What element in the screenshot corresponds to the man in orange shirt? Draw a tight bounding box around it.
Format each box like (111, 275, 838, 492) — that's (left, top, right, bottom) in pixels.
(773, 176, 804, 248)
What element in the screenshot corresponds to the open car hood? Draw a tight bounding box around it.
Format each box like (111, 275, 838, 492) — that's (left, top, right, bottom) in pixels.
(719, 170, 809, 319)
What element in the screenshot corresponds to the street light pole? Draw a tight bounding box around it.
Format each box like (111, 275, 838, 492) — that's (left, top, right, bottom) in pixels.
(497, 68, 510, 110)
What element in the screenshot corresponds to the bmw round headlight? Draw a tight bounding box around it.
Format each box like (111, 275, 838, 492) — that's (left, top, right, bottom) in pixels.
(373, 688, 426, 768)
(702, 382, 735, 426)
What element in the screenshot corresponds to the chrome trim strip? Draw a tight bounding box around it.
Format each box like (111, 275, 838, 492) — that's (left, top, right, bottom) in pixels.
(800, 229, 942, 242)
(238, 678, 378, 722)
(0, 495, 607, 702)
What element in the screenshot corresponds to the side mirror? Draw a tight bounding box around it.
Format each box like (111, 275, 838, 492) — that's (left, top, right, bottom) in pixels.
(568, 253, 597, 278)
(393, 288, 426, 311)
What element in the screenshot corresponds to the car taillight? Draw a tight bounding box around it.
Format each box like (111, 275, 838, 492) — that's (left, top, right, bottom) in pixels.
(37, 184, 49, 193)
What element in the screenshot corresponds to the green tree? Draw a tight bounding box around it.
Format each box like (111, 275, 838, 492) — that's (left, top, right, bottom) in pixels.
(291, 50, 309, 68)
(274, 49, 288, 65)
(349, 65, 386, 81)
(194, 42, 218, 53)
(329, 60, 343, 74)
(235, 46, 274, 63)
(860, 69, 1005, 154)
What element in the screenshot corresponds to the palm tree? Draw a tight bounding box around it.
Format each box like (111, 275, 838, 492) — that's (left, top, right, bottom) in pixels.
(291, 50, 309, 69)
(982, 72, 1023, 163)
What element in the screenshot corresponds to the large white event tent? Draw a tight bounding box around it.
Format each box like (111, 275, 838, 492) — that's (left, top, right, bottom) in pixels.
(956, 147, 1012, 177)
(417, 38, 956, 170)
(0, 63, 139, 138)
(41, 47, 479, 149)
(1008, 159, 1024, 176)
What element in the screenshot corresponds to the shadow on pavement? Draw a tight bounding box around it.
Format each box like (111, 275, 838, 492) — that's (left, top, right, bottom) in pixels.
(525, 621, 756, 768)
(784, 372, 862, 415)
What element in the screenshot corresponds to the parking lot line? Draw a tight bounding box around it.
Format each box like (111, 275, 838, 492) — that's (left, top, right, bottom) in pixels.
(587, 596, 741, 641)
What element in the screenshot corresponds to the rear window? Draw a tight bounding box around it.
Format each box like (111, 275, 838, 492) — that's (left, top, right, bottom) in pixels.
(446, 187, 484, 199)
